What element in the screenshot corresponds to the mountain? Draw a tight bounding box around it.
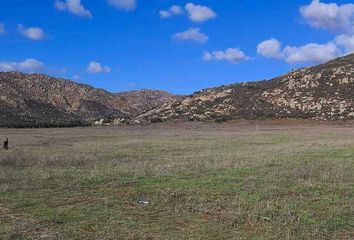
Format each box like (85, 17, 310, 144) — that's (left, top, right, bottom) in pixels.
(2, 53, 354, 127)
(0, 72, 176, 127)
(138, 53, 354, 122)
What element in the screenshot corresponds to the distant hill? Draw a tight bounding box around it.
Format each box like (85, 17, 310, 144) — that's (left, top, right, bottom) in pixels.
(3, 53, 354, 127)
(138, 53, 354, 122)
(0, 72, 176, 127)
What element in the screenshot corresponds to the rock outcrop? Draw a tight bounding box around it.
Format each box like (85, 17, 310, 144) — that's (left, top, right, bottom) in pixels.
(3, 53, 354, 127)
(138, 53, 354, 122)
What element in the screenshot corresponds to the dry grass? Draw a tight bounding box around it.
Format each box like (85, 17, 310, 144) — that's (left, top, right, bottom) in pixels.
(0, 121, 353, 239)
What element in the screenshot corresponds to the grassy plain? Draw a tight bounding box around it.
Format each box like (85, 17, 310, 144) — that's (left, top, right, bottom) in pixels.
(0, 120, 353, 239)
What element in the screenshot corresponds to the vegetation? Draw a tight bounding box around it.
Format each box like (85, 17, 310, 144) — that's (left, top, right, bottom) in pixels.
(0, 121, 353, 239)
(0, 120, 91, 129)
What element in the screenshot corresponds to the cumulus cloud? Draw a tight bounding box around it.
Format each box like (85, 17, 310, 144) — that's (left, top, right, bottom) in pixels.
(336, 34, 354, 53)
(283, 42, 340, 63)
(0, 58, 44, 72)
(257, 39, 283, 59)
(296, 0, 354, 60)
(0, 23, 5, 34)
(55, 0, 92, 18)
(203, 48, 248, 63)
(257, 38, 341, 64)
(300, 0, 354, 33)
(257, 1, 354, 65)
(173, 28, 208, 43)
(87, 61, 111, 74)
(170, 5, 183, 15)
(19, 59, 44, 70)
(18, 24, 45, 40)
(160, 5, 183, 18)
(185, 3, 216, 23)
(108, 0, 136, 11)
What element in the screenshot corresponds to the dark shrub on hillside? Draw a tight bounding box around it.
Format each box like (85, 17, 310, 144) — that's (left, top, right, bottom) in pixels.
(215, 116, 229, 123)
(0, 120, 91, 128)
(150, 117, 163, 123)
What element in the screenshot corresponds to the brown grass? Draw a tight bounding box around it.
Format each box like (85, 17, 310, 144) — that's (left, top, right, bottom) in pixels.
(0, 120, 353, 239)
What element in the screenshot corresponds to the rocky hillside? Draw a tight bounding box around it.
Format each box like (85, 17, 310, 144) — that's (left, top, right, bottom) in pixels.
(2, 53, 354, 127)
(0, 72, 175, 127)
(138, 53, 354, 122)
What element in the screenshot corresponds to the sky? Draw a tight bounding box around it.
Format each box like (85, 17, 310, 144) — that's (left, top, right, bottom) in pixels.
(1, 0, 354, 94)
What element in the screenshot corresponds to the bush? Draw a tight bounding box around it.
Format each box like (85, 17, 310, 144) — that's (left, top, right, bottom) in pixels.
(0, 120, 91, 128)
(150, 117, 163, 123)
(215, 116, 228, 123)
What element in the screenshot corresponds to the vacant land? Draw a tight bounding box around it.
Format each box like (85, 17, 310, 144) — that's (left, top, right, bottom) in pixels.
(0, 120, 353, 239)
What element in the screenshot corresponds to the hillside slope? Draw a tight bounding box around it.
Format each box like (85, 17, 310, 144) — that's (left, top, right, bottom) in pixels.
(0, 72, 175, 126)
(139, 54, 354, 122)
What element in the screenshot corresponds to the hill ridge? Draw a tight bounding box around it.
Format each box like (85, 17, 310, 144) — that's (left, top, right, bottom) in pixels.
(0, 71, 176, 127)
(2, 53, 354, 127)
(137, 53, 354, 122)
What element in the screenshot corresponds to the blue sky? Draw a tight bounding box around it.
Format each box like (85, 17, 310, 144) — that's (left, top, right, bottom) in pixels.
(1, 0, 354, 94)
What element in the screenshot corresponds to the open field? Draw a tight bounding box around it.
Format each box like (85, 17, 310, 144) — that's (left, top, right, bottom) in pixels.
(0, 120, 353, 239)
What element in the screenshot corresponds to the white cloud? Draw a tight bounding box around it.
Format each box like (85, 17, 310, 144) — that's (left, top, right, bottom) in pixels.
(55, 0, 92, 18)
(202, 52, 213, 61)
(108, 0, 136, 11)
(336, 34, 354, 53)
(0, 23, 5, 34)
(283, 42, 340, 63)
(173, 28, 208, 43)
(185, 3, 216, 23)
(0, 58, 43, 72)
(160, 5, 183, 18)
(73, 75, 80, 80)
(257, 38, 341, 64)
(18, 24, 45, 40)
(257, 39, 283, 59)
(300, 0, 354, 33)
(19, 59, 43, 70)
(297, 1, 354, 60)
(87, 61, 111, 74)
(170, 5, 183, 15)
(203, 48, 248, 63)
(159, 10, 170, 18)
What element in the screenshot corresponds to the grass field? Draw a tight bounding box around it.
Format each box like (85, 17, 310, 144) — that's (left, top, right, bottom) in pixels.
(0, 121, 353, 239)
